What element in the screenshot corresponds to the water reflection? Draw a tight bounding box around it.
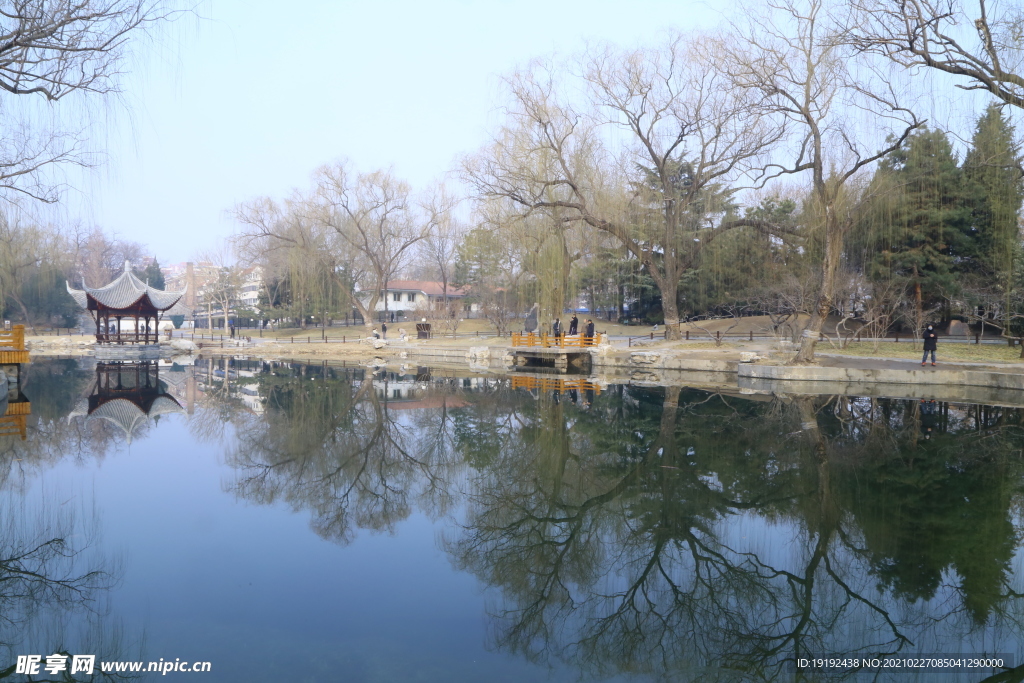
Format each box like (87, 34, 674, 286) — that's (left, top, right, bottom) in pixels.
(0, 494, 139, 681)
(67, 362, 185, 444)
(10, 358, 1024, 681)
(195, 360, 1024, 680)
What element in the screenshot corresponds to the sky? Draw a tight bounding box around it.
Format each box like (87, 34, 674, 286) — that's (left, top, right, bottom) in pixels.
(64, 0, 722, 264)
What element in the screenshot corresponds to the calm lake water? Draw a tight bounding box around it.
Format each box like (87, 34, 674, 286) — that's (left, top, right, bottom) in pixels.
(3, 357, 1024, 682)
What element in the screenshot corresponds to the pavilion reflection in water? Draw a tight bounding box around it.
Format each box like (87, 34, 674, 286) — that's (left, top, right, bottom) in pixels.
(68, 362, 184, 442)
(0, 367, 30, 440)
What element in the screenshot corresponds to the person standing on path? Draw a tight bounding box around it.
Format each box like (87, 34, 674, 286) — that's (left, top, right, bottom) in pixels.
(585, 319, 595, 340)
(922, 325, 938, 366)
(382, 322, 387, 339)
(569, 314, 578, 336)
(552, 318, 561, 338)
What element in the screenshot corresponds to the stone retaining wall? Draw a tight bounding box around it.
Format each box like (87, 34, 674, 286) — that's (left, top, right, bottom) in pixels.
(738, 363, 1024, 391)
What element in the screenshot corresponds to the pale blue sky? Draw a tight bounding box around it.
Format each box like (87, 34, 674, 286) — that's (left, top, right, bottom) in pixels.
(72, 0, 720, 263)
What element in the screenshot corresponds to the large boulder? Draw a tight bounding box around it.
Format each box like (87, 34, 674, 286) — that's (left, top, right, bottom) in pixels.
(168, 338, 199, 353)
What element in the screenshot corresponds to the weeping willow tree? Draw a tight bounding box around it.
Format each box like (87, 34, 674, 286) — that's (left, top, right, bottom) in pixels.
(721, 0, 923, 362)
(464, 34, 787, 340)
(282, 232, 351, 328)
(511, 209, 580, 324)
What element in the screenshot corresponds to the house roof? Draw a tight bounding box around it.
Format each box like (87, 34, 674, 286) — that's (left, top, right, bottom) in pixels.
(67, 261, 187, 311)
(385, 280, 468, 297)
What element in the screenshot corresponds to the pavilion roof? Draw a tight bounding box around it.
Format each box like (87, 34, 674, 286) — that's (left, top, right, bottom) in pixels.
(69, 394, 185, 444)
(67, 261, 187, 311)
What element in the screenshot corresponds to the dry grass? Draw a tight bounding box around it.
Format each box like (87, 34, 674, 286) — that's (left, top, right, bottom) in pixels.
(826, 341, 1024, 365)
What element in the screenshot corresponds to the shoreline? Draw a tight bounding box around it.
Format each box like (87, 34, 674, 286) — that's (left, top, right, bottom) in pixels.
(22, 335, 1024, 401)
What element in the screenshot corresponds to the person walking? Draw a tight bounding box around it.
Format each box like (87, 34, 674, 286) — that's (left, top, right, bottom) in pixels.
(922, 324, 938, 366)
(569, 314, 578, 336)
(585, 318, 595, 340)
(382, 322, 388, 339)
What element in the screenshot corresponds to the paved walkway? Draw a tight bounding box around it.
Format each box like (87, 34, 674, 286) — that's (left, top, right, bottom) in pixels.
(816, 353, 1020, 373)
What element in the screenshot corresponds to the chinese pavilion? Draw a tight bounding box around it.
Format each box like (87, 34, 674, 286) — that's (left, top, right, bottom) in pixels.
(66, 261, 186, 344)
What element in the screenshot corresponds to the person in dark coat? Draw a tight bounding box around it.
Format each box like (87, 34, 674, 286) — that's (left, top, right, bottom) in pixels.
(569, 314, 579, 335)
(552, 318, 561, 338)
(382, 322, 387, 339)
(585, 319, 595, 339)
(920, 399, 939, 439)
(922, 324, 938, 365)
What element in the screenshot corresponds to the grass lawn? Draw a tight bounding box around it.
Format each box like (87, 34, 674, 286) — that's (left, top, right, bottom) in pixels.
(826, 341, 1024, 365)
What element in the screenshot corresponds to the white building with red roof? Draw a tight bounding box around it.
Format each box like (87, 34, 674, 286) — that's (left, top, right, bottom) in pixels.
(363, 280, 475, 318)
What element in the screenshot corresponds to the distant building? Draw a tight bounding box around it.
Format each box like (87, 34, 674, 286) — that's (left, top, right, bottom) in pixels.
(363, 280, 475, 318)
(238, 266, 263, 312)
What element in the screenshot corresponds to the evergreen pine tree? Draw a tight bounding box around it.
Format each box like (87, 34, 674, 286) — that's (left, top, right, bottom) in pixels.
(868, 127, 973, 323)
(963, 103, 1024, 336)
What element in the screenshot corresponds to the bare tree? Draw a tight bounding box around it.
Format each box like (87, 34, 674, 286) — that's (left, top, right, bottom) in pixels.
(464, 34, 789, 340)
(853, 0, 1024, 109)
(420, 184, 463, 306)
(312, 163, 430, 333)
(71, 225, 144, 287)
(196, 244, 240, 333)
(236, 164, 433, 336)
(720, 0, 923, 362)
(0, 0, 177, 203)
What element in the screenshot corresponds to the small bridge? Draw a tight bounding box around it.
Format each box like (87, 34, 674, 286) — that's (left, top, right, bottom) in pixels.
(509, 333, 603, 372)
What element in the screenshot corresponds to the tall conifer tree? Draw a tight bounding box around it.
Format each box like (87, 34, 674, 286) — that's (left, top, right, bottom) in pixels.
(963, 104, 1024, 336)
(868, 128, 972, 324)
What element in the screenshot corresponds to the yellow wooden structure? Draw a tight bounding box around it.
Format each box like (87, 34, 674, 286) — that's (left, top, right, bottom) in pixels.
(0, 325, 28, 364)
(510, 375, 602, 395)
(0, 400, 29, 440)
(511, 332, 603, 348)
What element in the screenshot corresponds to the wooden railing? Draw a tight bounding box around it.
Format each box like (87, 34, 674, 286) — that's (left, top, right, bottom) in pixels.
(511, 376, 602, 395)
(511, 332, 603, 348)
(0, 325, 25, 350)
(0, 414, 26, 440)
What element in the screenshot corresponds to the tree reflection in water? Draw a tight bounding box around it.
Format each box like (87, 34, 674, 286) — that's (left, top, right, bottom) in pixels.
(220, 363, 459, 544)
(208, 361, 1024, 681)
(0, 494, 138, 682)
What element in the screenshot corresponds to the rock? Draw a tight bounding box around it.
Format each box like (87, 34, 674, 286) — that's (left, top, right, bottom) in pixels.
(467, 346, 490, 363)
(630, 370, 661, 383)
(740, 352, 762, 363)
(948, 320, 971, 337)
(630, 351, 661, 365)
(372, 339, 386, 349)
(169, 338, 199, 353)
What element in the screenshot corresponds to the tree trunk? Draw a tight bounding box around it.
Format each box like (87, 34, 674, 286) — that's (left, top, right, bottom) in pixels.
(662, 291, 682, 340)
(794, 217, 843, 363)
(353, 297, 375, 336)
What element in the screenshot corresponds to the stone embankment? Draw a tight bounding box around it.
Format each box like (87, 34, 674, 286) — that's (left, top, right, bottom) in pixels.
(25, 332, 1024, 402)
